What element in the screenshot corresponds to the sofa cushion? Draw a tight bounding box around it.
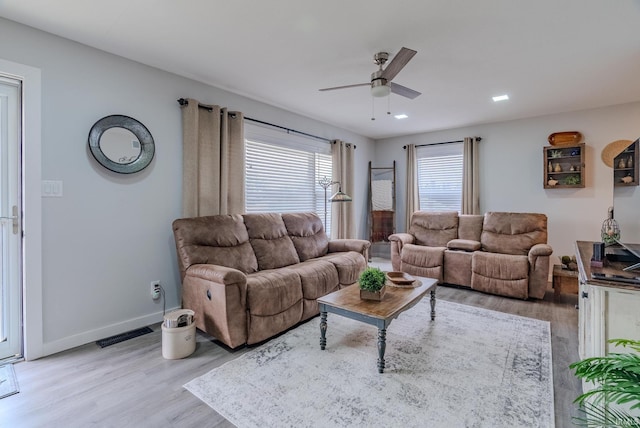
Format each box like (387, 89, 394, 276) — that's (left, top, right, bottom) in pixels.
(243, 213, 300, 270)
(471, 252, 529, 299)
(172, 215, 258, 275)
(283, 259, 339, 300)
(246, 269, 302, 316)
(282, 212, 329, 261)
(400, 243, 446, 281)
(245, 269, 304, 344)
(480, 212, 548, 256)
(317, 252, 367, 285)
(409, 211, 458, 246)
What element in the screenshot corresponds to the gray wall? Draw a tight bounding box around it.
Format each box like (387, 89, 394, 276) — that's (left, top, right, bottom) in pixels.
(0, 18, 374, 356)
(376, 102, 640, 265)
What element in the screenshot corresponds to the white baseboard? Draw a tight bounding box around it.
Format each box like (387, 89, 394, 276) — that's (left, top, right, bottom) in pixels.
(41, 306, 181, 358)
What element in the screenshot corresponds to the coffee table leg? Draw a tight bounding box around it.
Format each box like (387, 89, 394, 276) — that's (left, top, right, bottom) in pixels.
(430, 289, 436, 320)
(377, 328, 386, 373)
(320, 311, 327, 350)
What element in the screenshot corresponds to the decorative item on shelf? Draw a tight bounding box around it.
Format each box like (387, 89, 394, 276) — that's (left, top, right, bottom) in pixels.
(570, 148, 580, 156)
(554, 163, 562, 172)
(569, 165, 575, 172)
(601, 139, 632, 168)
(600, 206, 620, 245)
(564, 175, 580, 185)
(548, 161, 552, 171)
(550, 150, 563, 158)
(618, 158, 627, 169)
(548, 131, 582, 146)
(621, 175, 633, 184)
(358, 267, 387, 301)
(547, 177, 558, 186)
(628, 155, 633, 168)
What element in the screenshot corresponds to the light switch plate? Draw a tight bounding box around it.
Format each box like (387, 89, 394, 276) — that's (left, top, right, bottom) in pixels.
(42, 180, 63, 197)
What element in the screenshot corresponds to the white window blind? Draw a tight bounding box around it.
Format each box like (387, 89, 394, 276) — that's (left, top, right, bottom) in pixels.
(245, 124, 333, 233)
(417, 142, 463, 212)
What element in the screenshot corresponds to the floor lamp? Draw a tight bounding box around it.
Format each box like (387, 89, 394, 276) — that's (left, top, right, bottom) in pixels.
(318, 176, 352, 230)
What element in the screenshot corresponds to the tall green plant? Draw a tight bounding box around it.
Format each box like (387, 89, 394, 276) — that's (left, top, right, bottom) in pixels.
(570, 339, 640, 427)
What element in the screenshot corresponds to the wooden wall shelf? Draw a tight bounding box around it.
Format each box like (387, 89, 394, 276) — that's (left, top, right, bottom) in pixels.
(614, 140, 638, 187)
(543, 143, 585, 189)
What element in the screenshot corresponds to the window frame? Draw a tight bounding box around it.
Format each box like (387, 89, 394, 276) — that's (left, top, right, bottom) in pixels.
(416, 142, 464, 213)
(244, 123, 333, 233)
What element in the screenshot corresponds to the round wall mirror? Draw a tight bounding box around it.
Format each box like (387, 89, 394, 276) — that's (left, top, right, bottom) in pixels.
(88, 115, 155, 174)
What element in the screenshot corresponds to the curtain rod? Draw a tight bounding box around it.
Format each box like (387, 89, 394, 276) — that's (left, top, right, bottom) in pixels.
(402, 137, 482, 149)
(177, 98, 344, 146)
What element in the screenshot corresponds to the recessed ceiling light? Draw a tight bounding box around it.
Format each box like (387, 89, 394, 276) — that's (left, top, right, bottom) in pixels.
(394, 114, 408, 119)
(492, 94, 509, 102)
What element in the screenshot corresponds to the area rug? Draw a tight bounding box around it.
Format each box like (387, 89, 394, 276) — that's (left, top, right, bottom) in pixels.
(185, 300, 554, 427)
(0, 364, 19, 399)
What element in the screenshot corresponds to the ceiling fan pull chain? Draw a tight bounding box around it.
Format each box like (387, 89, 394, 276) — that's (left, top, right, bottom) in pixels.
(371, 96, 375, 121)
(387, 93, 391, 115)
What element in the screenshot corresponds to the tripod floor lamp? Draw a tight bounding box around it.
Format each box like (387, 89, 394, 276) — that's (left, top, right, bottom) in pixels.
(318, 176, 352, 230)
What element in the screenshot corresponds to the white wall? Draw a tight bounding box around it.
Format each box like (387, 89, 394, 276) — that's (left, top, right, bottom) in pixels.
(0, 18, 374, 357)
(376, 102, 640, 265)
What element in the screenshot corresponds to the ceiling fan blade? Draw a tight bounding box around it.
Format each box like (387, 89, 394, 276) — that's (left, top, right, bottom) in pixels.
(390, 82, 421, 99)
(319, 83, 370, 92)
(381, 47, 417, 82)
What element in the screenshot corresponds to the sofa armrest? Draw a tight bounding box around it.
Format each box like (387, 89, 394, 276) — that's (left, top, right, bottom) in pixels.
(527, 244, 553, 299)
(388, 233, 415, 270)
(185, 264, 248, 306)
(528, 243, 553, 260)
(328, 239, 371, 260)
(388, 233, 415, 245)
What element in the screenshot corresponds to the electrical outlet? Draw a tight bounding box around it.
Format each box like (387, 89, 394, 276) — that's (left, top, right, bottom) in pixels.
(151, 280, 161, 300)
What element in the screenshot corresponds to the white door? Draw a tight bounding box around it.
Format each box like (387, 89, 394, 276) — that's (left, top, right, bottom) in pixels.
(0, 76, 22, 361)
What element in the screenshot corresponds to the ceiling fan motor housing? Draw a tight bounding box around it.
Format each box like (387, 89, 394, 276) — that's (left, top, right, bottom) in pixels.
(374, 52, 389, 66)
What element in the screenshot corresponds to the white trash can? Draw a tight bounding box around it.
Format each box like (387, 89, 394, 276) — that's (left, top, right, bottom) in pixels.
(162, 309, 196, 359)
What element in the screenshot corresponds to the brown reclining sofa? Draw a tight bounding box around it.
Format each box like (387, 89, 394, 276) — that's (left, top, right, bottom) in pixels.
(389, 211, 552, 299)
(172, 212, 370, 348)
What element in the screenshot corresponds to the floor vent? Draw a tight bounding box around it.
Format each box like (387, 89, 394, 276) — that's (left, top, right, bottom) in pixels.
(96, 326, 153, 348)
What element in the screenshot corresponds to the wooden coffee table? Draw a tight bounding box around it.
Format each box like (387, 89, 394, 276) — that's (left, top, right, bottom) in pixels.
(317, 276, 438, 373)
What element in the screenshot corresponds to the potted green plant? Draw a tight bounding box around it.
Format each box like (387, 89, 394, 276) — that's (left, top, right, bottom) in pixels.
(359, 267, 387, 301)
(569, 338, 640, 426)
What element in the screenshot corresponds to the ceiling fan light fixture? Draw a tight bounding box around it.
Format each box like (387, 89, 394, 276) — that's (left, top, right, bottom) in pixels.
(371, 83, 391, 98)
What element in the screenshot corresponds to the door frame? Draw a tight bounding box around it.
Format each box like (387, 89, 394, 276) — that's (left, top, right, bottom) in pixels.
(0, 58, 43, 361)
(0, 74, 22, 360)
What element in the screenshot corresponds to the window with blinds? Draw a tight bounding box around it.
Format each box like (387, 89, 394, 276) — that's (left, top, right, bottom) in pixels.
(245, 124, 333, 234)
(417, 142, 463, 212)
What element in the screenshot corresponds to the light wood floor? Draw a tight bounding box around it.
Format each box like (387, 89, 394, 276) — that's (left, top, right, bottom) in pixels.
(1, 261, 581, 428)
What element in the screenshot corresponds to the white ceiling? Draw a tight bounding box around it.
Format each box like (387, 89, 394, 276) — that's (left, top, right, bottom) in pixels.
(2, 0, 640, 139)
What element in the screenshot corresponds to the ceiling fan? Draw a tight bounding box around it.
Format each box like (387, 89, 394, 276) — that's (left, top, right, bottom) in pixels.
(319, 47, 421, 99)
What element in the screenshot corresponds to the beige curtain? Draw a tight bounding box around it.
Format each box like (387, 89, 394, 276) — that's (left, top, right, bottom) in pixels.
(331, 140, 355, 239)
(180, 98, 245, 217)
(462, 137, 480, 215)
(405, 144, 419, 231)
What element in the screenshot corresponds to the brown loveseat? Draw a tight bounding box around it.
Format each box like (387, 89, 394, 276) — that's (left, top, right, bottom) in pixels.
(172, 212, 370, 348)
(389, 211, 552, 299)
